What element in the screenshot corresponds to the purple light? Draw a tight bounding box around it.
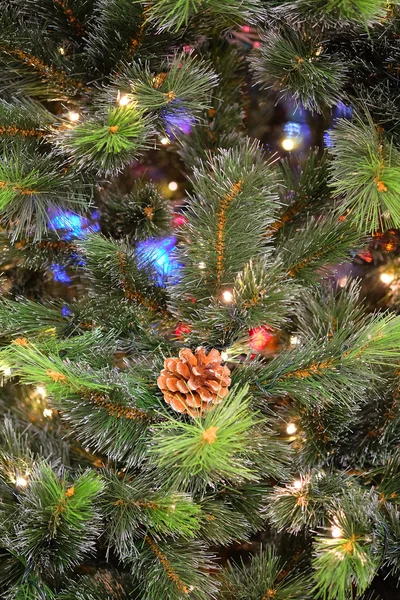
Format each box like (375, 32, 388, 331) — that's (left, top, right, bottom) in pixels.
(50, 263, 71, 284)
(161, 101, 195, 137)
(136, 236, 181, 286)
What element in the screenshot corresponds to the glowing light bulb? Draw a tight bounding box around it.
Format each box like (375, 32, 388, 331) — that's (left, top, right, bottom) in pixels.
(3, 366, 11, 377)
(198, 262, 206, 269)
(58, 47, 65, 55)
(170, 504, 176, 511)
(380, 272, 394, 284)
(282, 138, 295, 151)
(290, 336, 300, 346)
(118, 94, 130, 107)
(286, 422, 297, 435)
(36, 385, 47, 398)
(15, 476, 28, 488)
(338, 276, 348, 287)
(168, 181, 178, 192)
(67, 111, 80, 122)
(331, 525, 342, 538)
(160, 137, 170, 145)
(221, 351, 229, 362)
(222, 290, 233, 303)
(43, 408, 53, 418)
(293, 479, 303, 490)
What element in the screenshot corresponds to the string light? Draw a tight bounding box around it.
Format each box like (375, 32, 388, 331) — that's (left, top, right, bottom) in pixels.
(198, 262, 206, 269)
(15, 475, 28, 488)
(222, 290, 233, 303)
(36, 385, 47, 398)
(221, 351, 229, 362)
(118, 94, 130, 107)
(58, 47, 65, 55)
(67, 111, 80, 122)
(170, 504, 176, 511)
(293, 479, 303, 490)
(290, 336, 300, 346)
(286, 422, 297, 435)
(43, 408, 53, 418)
(281, 138, 295, 151)
(338, 276, 348, 287)
(3, 366, 11, 377)
(168, 181, 178, 192)
(331, 525, 343, 538)
(160, 137, 170, 145)
(380, 272, 394, 284)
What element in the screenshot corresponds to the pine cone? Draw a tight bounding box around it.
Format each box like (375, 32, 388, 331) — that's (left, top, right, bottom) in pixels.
(157, 347, 231, 417)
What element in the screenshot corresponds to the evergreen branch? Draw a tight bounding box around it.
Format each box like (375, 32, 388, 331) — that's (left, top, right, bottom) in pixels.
(277, 217, 362, 282)
(221, 545, 311, 599)
(329, 112, 400, 233)
(287, 0, 390, 24)
(250, 29, 347, 113)
(15, 464, 103, 573)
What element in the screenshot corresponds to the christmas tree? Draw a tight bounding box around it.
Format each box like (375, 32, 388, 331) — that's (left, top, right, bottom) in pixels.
(0, 1, 400, 599)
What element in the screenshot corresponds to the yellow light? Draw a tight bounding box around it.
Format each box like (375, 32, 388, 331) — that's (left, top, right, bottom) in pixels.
(36, 385, 47, 398)
(170, 504, 176, 511)
(118, 95, 130, 107)
(282, 138, 295, 151)
(198, 262, 206, 269)
(338, 276, 348, 287)
(58, 47, 65, 55)
(290, 336, 300, 346)
(160, 137, 170, 145)
(381, 272, 394, 284)
(293, 479, 303, 490)
(222, 290, 233, 303)
(168, 181, 178, 192)
(221, 351, 229, 362)
(43, 408, 53, 418)
(67, 111, 80, 122)
(15, 476, 28, 488)
(331, 525, 342, 538)
(286, 422, 297, 435)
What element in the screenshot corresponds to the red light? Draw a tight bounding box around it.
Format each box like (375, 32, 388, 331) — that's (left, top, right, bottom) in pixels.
(242, 25, 251, 33)
(249, 326, 274, 352)
(171, 213, 188, 228)
(175, 323, 191, 338)
(253, 41, 261, 49)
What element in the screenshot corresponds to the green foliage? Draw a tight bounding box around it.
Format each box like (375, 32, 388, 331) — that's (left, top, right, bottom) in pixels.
(14, 464, 103, 573)
(0, 144, 90, 240)
(221, 545, 311, 599)
(289, 0, 390, 23)
(100, 181, 172, 241)
(329, 114, 400, 233)
(312, 490, 382, 600)
(151, 386, 261, 491)
(59, 106, 152, 175)
(251, 30, 346, 112)
(102, 471, 201, 559)
(141, 0, 262, 32)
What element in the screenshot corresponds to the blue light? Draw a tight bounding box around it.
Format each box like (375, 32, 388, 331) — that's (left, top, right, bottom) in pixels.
(283, 121, 302, 138)
(48, 209, 100, 240)
(334, 101, 353, 120)
(161, 101, 195, 137)
(50, 263, 71, 284)
(136, 236, 181, 286)
(61, 305, 72, 317)
(323, 131, 334, 148)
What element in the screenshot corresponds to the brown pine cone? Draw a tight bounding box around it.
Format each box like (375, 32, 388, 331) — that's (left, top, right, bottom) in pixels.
(157, 347, 231, 417)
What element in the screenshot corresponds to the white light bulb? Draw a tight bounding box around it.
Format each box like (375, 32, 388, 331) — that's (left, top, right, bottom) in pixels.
(331, 525, 342, 538)
(221, 351, 229, 362)
(67, 111, 80, 122)
(381, 272, 394, 284)
(290, 336, 300, 346)
(160, 137, 170, 145)
(286, 422, 297, 435)
(15, 476, 28, 488)
(3, 366, 11, 377)
(282, 138, 295, 151)
(198, 262, 206, 269)
(58, 47, 65, 55)
(168, 181, 178, 192)
(118, 95, 130, 107)
(36, 385, 47, 398)
(43, 408, 53, 418)
(222, 290, 233, 303)
(338, 276, 348, 288)
(170, 504, 176, 510)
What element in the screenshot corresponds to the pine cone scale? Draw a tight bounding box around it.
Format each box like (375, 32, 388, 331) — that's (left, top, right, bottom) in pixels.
(158, 347, 231, 417)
